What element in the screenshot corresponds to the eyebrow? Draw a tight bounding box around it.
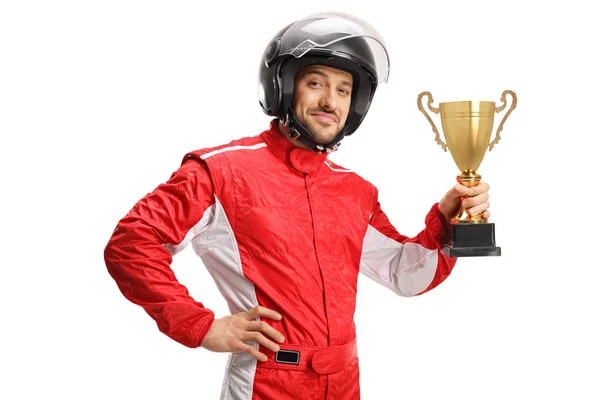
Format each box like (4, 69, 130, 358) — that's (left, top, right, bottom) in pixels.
(304, 69, 353, 88)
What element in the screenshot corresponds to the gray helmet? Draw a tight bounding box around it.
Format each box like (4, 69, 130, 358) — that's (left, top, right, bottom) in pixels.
(258, 12, 390, 152)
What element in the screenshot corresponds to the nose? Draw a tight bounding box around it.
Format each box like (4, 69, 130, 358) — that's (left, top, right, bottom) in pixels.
(318, 87, 338, 111)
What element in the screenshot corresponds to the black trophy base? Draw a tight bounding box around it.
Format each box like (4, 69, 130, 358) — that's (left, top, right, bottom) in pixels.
(442, 222, 501, 257)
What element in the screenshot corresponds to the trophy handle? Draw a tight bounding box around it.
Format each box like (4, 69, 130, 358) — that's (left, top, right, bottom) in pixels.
(417, 91, 447, 151)
(489, 90, 517, 151)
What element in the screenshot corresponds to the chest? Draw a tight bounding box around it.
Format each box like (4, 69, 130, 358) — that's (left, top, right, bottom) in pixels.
(224, 162, 372, 258)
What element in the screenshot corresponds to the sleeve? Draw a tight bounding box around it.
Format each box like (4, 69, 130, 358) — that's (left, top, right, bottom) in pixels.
(104, 158, 217, 348)
(359, 188, 457, 297)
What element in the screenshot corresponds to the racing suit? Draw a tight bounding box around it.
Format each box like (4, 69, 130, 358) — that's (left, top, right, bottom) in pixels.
(104, 119, 457, 399)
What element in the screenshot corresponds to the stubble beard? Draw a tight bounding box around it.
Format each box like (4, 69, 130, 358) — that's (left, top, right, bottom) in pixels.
(299, 117, 340, 145)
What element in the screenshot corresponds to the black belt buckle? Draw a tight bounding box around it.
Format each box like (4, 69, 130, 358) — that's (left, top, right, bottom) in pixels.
(275, 350, 300, 365)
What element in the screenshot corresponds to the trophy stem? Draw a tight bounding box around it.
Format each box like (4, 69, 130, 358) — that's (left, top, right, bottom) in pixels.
(451, 170, 487, 224)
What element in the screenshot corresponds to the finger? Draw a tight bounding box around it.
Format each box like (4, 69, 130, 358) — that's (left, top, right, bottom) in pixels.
(246, 306, 282, 321)
(462, 192, 489, 208)
(482, 210, 491, 219)
(238, 342, 268, 362)
(244, 306, 259, 320)
(244, 331, 281, 353)
(468, 201, 490, 216)
(453, 182, 490, 198)
(471, 181, 490, 196)
(247, 321, 285, 343)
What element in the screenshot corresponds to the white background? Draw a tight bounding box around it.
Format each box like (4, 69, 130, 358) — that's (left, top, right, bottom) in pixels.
(2, 0, 599, 399)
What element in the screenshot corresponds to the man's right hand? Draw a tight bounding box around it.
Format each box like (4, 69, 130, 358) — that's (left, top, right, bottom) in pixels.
(200, 306, 286, 362)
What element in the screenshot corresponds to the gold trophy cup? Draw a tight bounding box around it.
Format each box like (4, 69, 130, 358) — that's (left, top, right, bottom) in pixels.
(417, 90, 517, 257)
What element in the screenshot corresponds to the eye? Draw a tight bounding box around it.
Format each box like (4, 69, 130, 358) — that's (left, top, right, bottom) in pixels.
(338, 88, 350, 95)
(308, 81, 322, 88)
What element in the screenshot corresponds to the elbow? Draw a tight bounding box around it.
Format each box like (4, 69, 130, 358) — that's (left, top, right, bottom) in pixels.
(104, 238, 119, 279)
(390, 274, 433, 297)
(103, 227, 125, 278)
(389, 251, 439, 297)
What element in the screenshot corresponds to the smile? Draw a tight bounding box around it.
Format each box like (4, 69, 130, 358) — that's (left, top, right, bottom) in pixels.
(311, 112, 337, 123)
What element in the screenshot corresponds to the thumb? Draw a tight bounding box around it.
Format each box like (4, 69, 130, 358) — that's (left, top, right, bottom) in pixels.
(452, 183, 472, 198)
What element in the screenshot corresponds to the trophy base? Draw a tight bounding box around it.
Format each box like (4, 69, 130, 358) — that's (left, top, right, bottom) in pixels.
(442, 222, 501, 258)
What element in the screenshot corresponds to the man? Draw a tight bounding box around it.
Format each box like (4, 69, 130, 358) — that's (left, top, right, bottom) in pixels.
(104, 11, 491, 400)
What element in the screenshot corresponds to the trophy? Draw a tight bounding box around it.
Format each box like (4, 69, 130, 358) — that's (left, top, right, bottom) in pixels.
(417, 90, 517, 257)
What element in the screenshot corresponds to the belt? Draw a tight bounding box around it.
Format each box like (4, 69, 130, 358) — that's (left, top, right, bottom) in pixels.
(257, 338, 357, 375)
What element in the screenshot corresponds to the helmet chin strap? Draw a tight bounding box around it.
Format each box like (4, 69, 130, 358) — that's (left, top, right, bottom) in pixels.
(282, 110, 348, 154)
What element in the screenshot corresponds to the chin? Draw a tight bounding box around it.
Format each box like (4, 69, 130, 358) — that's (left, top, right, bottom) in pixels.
(311, 131, 337, 145)
(301, 119, 340, 144)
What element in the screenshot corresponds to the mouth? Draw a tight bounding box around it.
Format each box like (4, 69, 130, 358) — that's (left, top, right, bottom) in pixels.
(311, 112, 337, 124)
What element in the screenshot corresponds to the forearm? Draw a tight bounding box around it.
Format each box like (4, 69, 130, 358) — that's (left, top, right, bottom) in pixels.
(104, 219, 215, 348)
(360, 202, 457, 297)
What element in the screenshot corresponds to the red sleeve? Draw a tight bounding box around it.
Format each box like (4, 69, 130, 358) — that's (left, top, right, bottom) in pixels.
(104, 159, 216, 348)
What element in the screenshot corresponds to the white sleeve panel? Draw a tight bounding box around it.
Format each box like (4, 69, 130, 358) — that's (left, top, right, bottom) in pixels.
(162, 203, 216, 256)
(359, 224, 438, 297)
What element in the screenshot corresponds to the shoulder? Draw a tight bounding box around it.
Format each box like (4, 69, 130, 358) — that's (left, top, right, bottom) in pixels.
(323, 158, 377, 193)
(182, 135, 267, 166)
(323, 159, 354, 174)
(323, 159, 370, 184)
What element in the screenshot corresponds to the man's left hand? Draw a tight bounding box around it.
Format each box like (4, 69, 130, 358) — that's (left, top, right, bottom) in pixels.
(438, 182, 491, 223)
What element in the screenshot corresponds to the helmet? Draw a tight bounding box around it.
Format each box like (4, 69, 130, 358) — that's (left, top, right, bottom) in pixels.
(258, 12, 390, 152)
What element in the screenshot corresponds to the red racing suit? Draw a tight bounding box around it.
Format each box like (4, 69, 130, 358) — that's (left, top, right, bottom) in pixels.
(104, 119, 457, 399)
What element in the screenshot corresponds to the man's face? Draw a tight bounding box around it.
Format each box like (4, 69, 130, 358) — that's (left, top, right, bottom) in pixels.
(292, 65, 353, 145)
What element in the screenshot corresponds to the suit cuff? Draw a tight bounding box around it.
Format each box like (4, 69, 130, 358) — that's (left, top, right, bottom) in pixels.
(425, 203, 452, 248)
